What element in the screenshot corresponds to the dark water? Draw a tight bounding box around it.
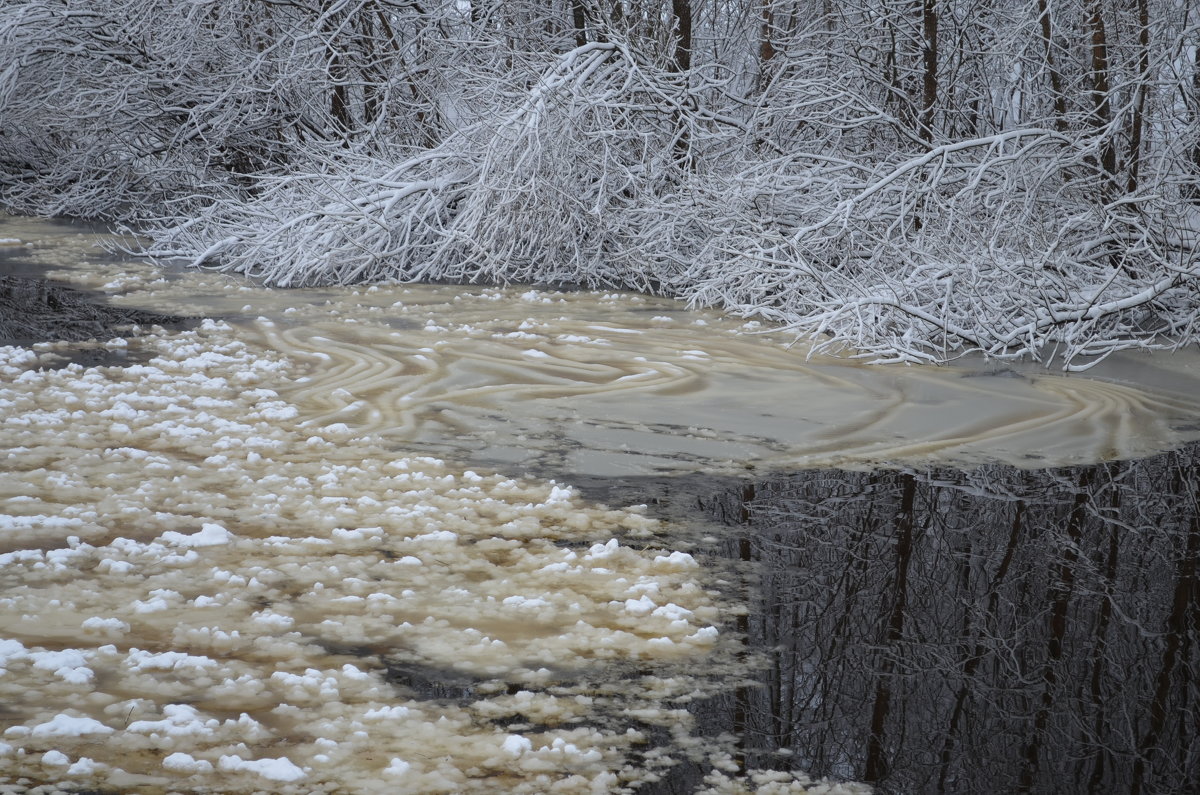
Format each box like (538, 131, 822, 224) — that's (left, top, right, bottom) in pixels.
(666, 448, 1200, 795)
(0, 272, 193, 346)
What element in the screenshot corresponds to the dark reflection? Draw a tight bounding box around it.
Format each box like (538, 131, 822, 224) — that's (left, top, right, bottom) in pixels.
(702, 447, 1200, 794)
(0, 273, 193, 345)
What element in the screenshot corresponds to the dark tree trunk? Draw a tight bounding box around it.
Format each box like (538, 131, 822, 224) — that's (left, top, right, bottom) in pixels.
(671, 0, 692, 72)
(919, 0, 939, 143)
(572, 0, 588, 47)
(1126, 0, 1150, 192)
(1083, 0, 1117, 184)
(1036, 0, 1068, 133)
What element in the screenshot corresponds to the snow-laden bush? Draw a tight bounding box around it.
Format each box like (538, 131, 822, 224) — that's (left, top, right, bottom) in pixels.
(138, 40, 1200, 369)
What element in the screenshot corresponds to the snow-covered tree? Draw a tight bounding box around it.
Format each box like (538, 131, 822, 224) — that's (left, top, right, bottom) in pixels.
(2, 0, 1199, 368)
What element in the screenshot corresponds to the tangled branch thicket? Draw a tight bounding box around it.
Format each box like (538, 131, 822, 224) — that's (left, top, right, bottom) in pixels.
(3, 0, 1200, 368)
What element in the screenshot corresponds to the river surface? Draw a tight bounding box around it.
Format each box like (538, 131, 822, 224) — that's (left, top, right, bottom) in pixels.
(1, 214, 1198, 793)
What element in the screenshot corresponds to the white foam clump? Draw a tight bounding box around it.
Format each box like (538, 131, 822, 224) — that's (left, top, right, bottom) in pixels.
(0, 307, 736, 792)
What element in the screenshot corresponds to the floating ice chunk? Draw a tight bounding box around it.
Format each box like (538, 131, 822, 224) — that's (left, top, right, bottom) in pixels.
(96, 558, 134, 575)
(30, 714, 113, 738)
(0, 638, 28, 670)
(42, 749, 70, 766)
(415, 529, 457, 543)
(322, 422, 353, 439)
(67, 757, 100, 775)
(584, 538, 620, 560)
(81, 617, 130, 636)
(536, 562, 573, 573)
(341, 664, 371, 681)
(545, 484, 573, 503)
(132, 589, 181, 613)
(521, 349, 550, 358)
(502, 734, 532, 755)
(653, 550, 698, 568)
(158, 522, 232, 547)
(364, 705, 411, 720)
(624, 595, 657, 616)
(128, 704, 217, 737)
(218, 754, 306, 781)
(163, 752, 214, 773)
(251, 611, 295, 630)
(126, 649, 218, 673)
(30, 649, 93, 684)
(502, 595, 551, 610)
(384, 758, 412, 776)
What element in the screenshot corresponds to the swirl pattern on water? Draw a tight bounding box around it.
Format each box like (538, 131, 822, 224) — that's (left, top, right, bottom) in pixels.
(219, 285, 1200, 474)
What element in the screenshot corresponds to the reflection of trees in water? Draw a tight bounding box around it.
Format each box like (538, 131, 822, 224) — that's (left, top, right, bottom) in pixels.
(0, 275, 191, 344)
(703, 448, 1200, 794)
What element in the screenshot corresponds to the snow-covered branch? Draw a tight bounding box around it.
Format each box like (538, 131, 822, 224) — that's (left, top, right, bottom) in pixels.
(4, 0, 1200, 368)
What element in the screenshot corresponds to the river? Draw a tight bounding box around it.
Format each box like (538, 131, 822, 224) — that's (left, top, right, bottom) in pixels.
(1, 214, 1197, 793)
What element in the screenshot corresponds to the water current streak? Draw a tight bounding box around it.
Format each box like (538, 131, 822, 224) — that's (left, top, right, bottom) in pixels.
(238, 297, 1200, 475)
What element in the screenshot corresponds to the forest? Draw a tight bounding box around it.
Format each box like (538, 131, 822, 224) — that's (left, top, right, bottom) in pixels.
(2, 0, 1200, 367)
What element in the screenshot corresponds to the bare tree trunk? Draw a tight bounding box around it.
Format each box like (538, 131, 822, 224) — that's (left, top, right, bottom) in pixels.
(760, 1, 776, 65)
(572, 0, 588, 47)
(1126, 0, 1150, 192)
(322, 2, 353, 145)
(1035, 0, 1068, 133)
(918, 0, 938, 143)
(1083, 0, 1117, 184)
(671, 0, 692, 72)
